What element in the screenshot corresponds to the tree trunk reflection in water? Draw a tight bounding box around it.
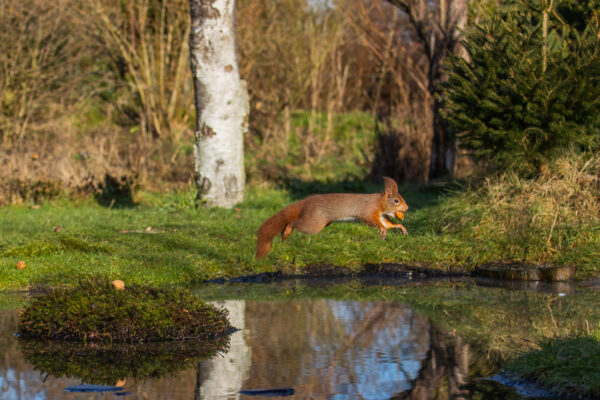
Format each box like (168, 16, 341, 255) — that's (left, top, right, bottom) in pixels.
(241, 300, 430, 398)
(392, 326, 469, 400)
(196, 300, 250, 399)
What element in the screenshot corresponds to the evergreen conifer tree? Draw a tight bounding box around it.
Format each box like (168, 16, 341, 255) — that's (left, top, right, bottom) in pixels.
(442, 0, 600, 174)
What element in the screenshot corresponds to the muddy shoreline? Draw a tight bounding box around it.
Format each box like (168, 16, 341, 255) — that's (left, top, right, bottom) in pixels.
(203, 262, 466, 284)
(204, 261, 591, 286)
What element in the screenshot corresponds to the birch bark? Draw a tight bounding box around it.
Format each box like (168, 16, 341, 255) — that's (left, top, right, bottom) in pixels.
(189, 0, 248, 208)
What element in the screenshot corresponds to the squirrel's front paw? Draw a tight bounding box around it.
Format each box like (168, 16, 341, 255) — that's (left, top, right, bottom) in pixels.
(395, 224, 408, 235)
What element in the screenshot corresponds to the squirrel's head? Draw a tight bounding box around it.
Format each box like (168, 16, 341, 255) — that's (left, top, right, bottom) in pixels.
(382, 176, 409, 216)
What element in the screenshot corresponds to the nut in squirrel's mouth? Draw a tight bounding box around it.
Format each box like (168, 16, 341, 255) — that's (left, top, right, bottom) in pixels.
(394, 211, 405, 220)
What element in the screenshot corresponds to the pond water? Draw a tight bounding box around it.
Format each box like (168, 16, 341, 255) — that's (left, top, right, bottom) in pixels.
(0, 278, 598, 400)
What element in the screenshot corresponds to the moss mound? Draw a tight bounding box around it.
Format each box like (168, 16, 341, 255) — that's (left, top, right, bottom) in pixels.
(19, 336, 229, 384)
(505, 328, 600, 399)
(18, 279, 233, 342)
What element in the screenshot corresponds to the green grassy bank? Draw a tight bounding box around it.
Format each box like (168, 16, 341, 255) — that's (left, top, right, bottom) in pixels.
(0, 154, 598, 290)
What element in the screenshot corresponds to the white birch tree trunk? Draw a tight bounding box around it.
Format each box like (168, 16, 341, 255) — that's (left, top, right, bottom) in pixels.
(189, 0, 248, 208)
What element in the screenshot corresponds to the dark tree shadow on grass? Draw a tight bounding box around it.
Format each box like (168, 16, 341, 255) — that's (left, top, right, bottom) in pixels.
(93, 174, 136, 208)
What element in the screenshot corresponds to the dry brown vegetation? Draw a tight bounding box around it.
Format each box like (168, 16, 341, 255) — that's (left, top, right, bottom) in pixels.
(0, 0, 446, 204)
(430, 152, 600, 265)
(237, 0, 439, 183)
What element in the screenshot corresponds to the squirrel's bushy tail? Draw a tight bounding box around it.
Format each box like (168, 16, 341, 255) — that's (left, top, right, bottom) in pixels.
(256, 201, 304, 259)
(256, 210, 289, 259)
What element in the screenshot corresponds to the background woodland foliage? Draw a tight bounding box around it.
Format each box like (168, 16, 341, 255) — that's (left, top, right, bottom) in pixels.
(0, 0, 472, 200)
(443, 0, 600, 174)
(1, 0, 436, 203)
(0, 0, 598, 205)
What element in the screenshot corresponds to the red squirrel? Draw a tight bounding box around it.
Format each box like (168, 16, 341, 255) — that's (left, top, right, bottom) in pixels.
(256, 177, 408, 259)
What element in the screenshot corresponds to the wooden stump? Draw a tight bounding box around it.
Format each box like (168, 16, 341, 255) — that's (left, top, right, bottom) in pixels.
(474, 262, 575, 281)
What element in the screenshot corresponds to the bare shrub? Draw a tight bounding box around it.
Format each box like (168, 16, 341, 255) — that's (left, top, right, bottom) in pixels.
(342, 0, 434, 182)
(369, 127, 431, 183)
(238, 0, 436, 182)
(0, 0, 90, 149)
(238, 0, 356, 181)
(0, 0, 196, 199)
(80, 0, 194, 142)
(0, 0, 446, 205)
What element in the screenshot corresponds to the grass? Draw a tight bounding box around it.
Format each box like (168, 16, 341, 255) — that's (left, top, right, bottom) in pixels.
(0, 154, 598, 290)
(0, 182, 432, 290)
(505, 327, 600, 399)
(268, 111, 376, 180)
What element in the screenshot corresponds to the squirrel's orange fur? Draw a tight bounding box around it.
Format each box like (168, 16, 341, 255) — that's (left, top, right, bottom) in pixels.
(256, 177, 409, 259)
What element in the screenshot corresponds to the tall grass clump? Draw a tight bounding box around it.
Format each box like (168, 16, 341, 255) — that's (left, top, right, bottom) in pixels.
(423, 153, 600, 270)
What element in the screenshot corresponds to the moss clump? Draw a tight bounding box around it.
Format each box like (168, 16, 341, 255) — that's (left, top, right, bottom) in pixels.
(18, 278, 233, 342)
(20, 337, 229, 384)
(505, 327, 600, 399)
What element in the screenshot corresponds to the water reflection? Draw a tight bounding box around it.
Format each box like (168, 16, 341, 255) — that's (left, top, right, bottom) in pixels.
(235, 300, 430, 399)
(198, 300, 251, 399)
(0, 284, 575, 399)
(391, 327, 468, 399)
(1, 299, 435, 399)
(19, 335, 230, 385)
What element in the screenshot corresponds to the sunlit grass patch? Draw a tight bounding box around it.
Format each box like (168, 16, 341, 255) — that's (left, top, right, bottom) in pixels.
(1, 235, 110, 257)
(410, 152, 600, 273)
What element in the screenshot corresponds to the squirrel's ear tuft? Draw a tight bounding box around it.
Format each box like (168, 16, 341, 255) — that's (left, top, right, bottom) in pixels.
(382, 176, 398, 196)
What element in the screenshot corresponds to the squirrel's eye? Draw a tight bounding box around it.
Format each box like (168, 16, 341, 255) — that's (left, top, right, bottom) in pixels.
(394, 198, 399, 204)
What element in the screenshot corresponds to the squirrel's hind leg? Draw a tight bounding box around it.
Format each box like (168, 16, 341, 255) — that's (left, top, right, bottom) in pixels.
(379, 227, 388, 240)
(281, 224, 293, 241)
